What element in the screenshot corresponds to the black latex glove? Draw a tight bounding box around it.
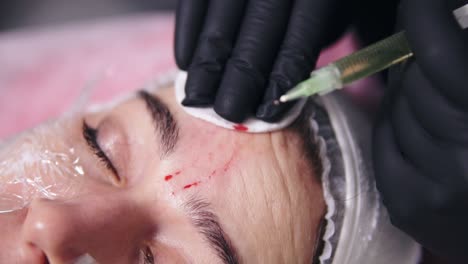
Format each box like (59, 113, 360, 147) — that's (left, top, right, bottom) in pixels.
(373, 0, 468, 260)
(175, 0, 351, 123)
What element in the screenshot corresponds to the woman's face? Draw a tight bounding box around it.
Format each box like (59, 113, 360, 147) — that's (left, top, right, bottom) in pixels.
(0, 87, 324, 263)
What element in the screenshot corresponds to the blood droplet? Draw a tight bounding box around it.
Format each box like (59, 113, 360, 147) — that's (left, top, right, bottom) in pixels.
(233, 124, 248, 131)
(183, 181, 201, 190)
(164, 175, 173, 181)
(164, 170, 182, 181)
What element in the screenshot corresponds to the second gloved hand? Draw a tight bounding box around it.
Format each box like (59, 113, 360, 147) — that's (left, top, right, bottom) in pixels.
(175, 0, 351, 123)
(373, 0, 468, 260)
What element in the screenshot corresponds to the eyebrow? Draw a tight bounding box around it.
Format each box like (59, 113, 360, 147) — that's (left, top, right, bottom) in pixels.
(138, 91, 239, 262)
(138, 90, 179, 158)
(184, 197, 240, 264)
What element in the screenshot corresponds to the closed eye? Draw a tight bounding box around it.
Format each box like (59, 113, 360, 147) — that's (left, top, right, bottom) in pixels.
(141, 246, 155, 264)
(82, 120, 120, 181)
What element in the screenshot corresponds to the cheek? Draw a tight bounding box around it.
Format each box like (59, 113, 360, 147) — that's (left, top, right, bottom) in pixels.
(0, 210, 25, 259)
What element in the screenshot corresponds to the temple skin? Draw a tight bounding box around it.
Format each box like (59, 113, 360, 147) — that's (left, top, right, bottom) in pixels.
(0, 86, 325, 263)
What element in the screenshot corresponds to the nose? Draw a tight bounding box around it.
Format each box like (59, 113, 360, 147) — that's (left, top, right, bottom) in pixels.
(1, 208, 48, 264)
(20, 191, 152, 263)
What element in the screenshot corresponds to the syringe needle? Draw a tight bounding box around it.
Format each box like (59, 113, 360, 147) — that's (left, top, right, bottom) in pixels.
(278, 65, 342, 103)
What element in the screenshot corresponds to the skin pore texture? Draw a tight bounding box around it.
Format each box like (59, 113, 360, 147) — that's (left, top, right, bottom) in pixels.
(0, 86, 325, 263)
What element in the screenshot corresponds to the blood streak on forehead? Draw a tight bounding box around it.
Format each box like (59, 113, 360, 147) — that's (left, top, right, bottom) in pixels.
(163, 147, 239, 195)
(233, 124, 248, 132)
(164, 170, 181, 181)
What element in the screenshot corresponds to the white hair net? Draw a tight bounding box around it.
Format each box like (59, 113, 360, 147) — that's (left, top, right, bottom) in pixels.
(307, 92, 421, 264)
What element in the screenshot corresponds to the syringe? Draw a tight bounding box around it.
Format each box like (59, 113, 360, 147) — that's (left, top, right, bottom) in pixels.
(278, 31, 413, 103)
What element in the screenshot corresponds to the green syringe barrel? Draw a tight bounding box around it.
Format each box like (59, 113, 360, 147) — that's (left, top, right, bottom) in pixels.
(279, 31, 415, 102)
(335, 31, 413, 84)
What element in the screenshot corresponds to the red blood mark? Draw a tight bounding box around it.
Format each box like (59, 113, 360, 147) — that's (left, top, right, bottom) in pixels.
(209, 169, 217, 179)
(222, 154, 235, 172)
(183, 181, 201, 190)
(164, 175, 173, 181)
(164, 170, 182, 181)
(233, 124, 248, 131)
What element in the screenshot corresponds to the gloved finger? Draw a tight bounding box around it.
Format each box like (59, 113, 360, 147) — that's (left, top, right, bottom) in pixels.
(392, 90, 467, 189)
(403, 61, 468, 144)
(402, 0, 468, 110)
(174, 0, 209, 70)
(374, 99, 468, 260)
(373, 108, 440, 228)
(182, 0, 247, 106)
(256, 0, 342, 122)
(214, 0, 293, 123)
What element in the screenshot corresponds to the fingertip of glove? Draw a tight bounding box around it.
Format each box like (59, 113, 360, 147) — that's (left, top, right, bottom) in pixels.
(175, 54, 190, 71)
(181, 96, 213, 107)
(182, 67, 224, 106)
(213, 101, 249, 123)
(255, 75, 295, 122)
(256, 101, 292, 123)
(182, 80, 216, 106)
(174, 36, 194, 71)
(213, 62, 266, 123)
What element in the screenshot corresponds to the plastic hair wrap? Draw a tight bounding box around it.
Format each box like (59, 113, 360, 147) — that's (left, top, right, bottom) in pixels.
(0, 118, 86, 214)
(306, 92, 421, 264)
(0, 69, 130, 215)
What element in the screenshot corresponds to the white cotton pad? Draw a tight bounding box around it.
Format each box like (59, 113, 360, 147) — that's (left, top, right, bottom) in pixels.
(174, 71, 306, 133)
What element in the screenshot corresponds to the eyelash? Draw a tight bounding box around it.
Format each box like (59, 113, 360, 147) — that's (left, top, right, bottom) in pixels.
(82, 121, 120, 182)
(83, 121, 154, 262)
(141, 246, 155, 264)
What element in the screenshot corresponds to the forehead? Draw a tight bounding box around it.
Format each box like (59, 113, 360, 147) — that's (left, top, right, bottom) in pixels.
(146, 88, 325, 261)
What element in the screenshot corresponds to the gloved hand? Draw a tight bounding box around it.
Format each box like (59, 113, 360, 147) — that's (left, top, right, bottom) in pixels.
(373, 0, 468, 260)
(175, 0, 351, 123)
